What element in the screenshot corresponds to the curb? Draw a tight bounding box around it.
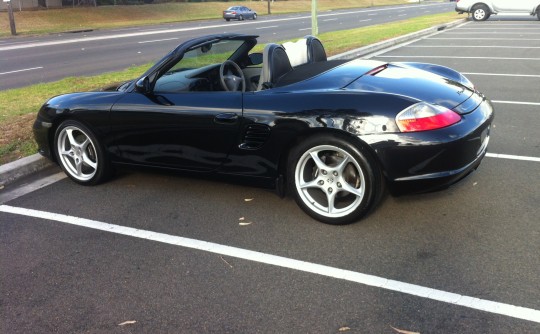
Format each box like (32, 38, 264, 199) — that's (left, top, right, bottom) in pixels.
(0, 153, 54, 186)
(0, 18, 467, 187)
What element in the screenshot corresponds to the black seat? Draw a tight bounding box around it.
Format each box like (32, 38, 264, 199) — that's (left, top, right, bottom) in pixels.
(257, 44, 293, 90)
(306, 36, 327, 63)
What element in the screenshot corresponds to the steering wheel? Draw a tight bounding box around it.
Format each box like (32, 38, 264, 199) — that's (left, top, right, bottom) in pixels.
(219, 60, 246, 92)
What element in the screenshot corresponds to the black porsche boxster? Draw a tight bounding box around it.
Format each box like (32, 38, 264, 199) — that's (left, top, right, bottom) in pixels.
(33, 34, 494, 225)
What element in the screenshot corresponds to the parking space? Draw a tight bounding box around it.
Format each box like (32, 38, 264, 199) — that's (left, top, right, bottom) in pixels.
(2, 19, 540, 333)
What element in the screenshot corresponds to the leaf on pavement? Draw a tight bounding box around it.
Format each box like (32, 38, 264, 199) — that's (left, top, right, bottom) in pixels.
(118, 320, 136, 326)
(244, 198, 254, 202)
(239, 222, 252, 226)
(338, 326, 351, 332)
(390, 325, 420, 334)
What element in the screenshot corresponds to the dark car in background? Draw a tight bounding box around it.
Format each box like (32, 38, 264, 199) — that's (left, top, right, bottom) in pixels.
(223, 6, 257, 21)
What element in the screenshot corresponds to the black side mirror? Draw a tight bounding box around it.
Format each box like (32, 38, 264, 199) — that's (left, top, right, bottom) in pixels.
(135, 76, 151, 94)
(249, 53, 263, 66)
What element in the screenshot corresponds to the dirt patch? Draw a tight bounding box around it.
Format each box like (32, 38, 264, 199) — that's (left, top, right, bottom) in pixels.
(0, 113, 37, 165)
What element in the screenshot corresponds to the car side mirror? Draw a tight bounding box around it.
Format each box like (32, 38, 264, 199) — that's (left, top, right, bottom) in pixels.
(249, 53, 263, 66)
(135, 76, 151, 94)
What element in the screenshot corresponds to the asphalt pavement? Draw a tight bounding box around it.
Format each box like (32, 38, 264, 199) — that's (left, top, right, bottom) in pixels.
(1, 14, 540, 334)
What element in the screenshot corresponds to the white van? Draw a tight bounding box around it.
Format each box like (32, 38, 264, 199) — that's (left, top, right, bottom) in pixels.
(455, 0, 540, 21)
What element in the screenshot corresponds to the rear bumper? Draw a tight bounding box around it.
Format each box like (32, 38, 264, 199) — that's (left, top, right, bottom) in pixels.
(365, 98, 494, 195)
(388, 140, 487, 194)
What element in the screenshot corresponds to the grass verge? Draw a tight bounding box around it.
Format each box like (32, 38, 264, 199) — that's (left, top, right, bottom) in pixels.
(0, 11, 461, 165)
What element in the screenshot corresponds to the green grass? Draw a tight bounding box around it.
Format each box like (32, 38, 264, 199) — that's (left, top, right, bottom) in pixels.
(0, 11, 461, 165)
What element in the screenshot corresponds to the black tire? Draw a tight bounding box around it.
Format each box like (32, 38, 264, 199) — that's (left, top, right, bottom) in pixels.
(225, 18, 230, 22)
(54, 120, 111, 185)
(287, 135, 383, 225)
(471, 4, 490, 21)
(239, 15, 244, 21)
(537, 9, 540, 20)
(253, 13, 257, 20)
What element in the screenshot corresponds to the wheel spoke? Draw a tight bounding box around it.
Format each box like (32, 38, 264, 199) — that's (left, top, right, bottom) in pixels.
(341, 181, 364, 198)
(80, 137, 90, 151)
(65, 128, 78, 146)
(75, 157, 84, 176)
(60, 149, 73, 157)
(335, 155, 350, 174)
(309, 151, 328, 170)
(299, 178, 321, 190)
(82, 153, 97, 170)
(326, 191, 337, 214)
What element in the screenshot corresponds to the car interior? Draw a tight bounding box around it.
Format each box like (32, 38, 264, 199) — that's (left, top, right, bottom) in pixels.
(152, 36, 349, 94)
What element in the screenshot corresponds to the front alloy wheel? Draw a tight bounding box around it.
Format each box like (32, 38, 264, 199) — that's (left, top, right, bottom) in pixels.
(54, 120, 110, 185)
(289, 136, 382, 224)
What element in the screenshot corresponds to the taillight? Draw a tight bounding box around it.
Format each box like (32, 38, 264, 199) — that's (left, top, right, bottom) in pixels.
(396, 102, 461, 132)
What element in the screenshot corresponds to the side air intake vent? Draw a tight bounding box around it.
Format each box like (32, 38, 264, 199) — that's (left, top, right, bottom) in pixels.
(239, 124, 270, 150)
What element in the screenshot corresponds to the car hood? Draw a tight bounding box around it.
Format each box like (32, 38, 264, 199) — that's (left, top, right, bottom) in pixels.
(349, 63, 477, 113)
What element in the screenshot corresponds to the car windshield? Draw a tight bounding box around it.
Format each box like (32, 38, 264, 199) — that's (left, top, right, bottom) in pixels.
(167, 39, 246, 72)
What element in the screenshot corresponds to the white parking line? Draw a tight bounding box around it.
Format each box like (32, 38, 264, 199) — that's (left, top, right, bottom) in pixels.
(458, 27, 540, 30)
(428, 37, 540, 41)
(0, 172, 66, 204)
(1, 204, 539, 324)
(405, 45, 540, 49)
(486, 153, 540, 163)
(377, 56, 540, 61)
(492, 100, 540, 106)
(0, 67, 43, 75)
(444, 32, 540, 35)
(463, 73, 540, 78)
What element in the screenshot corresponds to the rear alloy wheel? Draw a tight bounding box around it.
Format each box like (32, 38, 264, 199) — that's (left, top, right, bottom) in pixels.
(471, 5, 490, 21)
(239, 15, 244, 21)
(253, 13, 257, 20)
(54, 120, 110, 185)
(288, 135, 382, 225)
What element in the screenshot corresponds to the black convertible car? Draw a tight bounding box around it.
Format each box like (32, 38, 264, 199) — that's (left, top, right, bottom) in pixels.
(33, 34, 494, 225)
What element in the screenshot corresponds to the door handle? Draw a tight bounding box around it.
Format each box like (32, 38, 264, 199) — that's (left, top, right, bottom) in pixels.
(214, 113, 239, 124)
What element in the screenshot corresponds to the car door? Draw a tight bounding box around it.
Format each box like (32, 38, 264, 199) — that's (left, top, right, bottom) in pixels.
(492, 0, 530, 12)
(109, 91, 242, 172)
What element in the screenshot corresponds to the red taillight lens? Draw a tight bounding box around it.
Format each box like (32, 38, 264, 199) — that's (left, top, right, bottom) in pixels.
(396, 102, 461, 132)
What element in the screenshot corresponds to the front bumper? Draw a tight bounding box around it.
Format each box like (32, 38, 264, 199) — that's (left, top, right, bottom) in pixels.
(32, 114, 55, 161)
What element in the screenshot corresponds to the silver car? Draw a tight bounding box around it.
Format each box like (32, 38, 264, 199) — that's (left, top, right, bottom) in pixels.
(223, 6, 257, 21)
(455, 0, 540, 21)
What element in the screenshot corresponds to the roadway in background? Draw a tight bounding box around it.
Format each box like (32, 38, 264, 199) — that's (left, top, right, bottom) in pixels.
(0, 2, 455, 90)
